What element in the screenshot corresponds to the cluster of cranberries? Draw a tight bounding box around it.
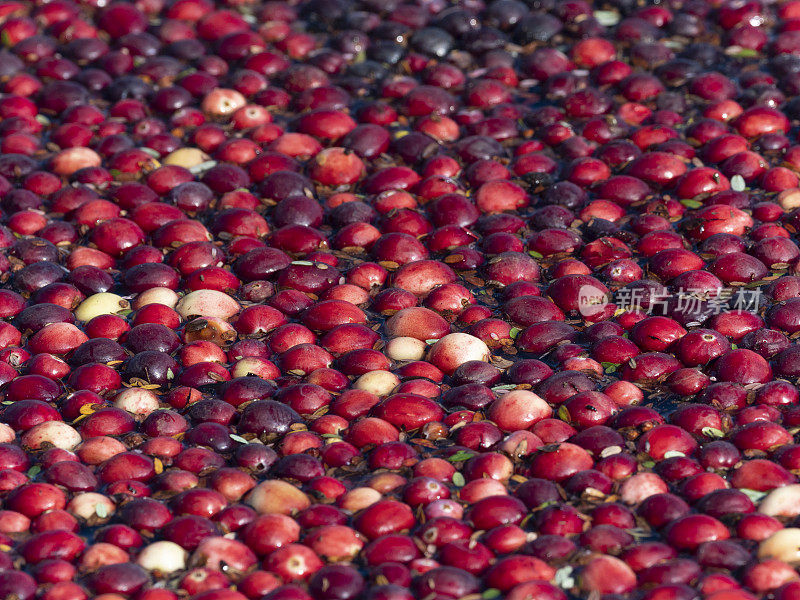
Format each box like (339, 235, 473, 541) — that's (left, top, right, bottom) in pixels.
(5, 0, 800, 599)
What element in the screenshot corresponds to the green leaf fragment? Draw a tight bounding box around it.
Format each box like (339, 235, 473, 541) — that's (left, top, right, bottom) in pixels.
(189, 160, 218, 175)
(600, 445, 622, 458)
(732, 47, 759, 58)
(451, 472, 465, 487)
(702, 427, 725, 438)
(628, 528, 652, 540)
(593, 10, 620, 26)
(447, 450, 475, 462)
(739, 488, 768, 503)
(95, 503, 108, 518)
(554, 566, 575, 589)
(663, 450, 686, 459)
(491, 384, 517, 392)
